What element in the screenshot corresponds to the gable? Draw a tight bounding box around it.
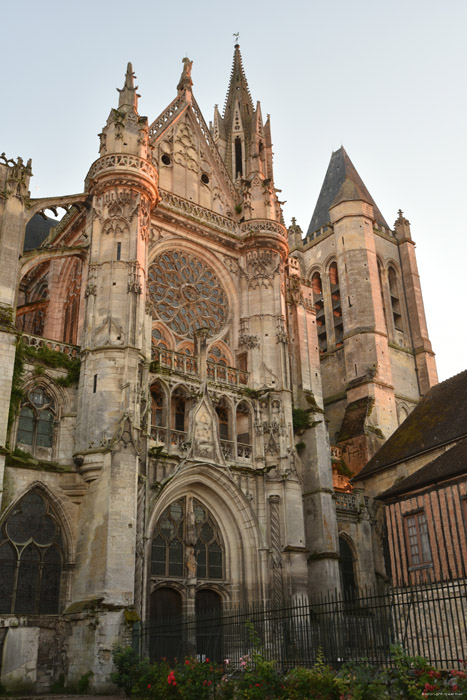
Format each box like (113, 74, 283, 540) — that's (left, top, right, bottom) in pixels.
(152, 103, 236, 217)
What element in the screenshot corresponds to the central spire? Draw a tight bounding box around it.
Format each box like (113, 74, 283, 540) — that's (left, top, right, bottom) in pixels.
(223, 44, 254, 130)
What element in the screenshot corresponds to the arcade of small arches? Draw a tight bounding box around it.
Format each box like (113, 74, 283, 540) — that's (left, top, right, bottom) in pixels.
(150, 380, 253, 462)
(308, 258, 407, 354)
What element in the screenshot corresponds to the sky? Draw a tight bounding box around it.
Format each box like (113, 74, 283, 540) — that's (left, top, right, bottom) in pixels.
(1, 0, 466, 382)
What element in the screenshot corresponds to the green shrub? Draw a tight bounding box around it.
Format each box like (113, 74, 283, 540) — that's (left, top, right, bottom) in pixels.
(285, 650, 347, 699)
(111, 644, 144, 697)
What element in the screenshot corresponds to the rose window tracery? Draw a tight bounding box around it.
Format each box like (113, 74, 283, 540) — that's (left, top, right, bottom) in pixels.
(148, 251, 228, 338)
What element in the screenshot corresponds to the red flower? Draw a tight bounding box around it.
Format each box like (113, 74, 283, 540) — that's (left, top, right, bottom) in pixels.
(147, 684, 151, 689)
(185, 659, 190, 665)
(203, 680, 207, 686)
(172, 681, 177, 686)
(255, 683, 261, 687)
(208, 680, 212, 686)
(205, 658, 210, 663)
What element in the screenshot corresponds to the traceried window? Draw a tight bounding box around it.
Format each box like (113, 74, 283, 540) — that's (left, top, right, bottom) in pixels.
(0, 491, 63, 614)
(404, 511, 432, 567)
(148, 251, 228, 338)
(151, 498, 223, 580)
(16, 388, 55, 454)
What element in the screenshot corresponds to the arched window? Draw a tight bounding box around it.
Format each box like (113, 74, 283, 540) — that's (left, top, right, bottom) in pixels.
(235, 137, 243, 178)
(63, 262, 81, 345)
(388, 267, 403, 333)
(0, 491, 64, 614)
(207, 344, 229, 382)
(339, 537, 357, 599)
(377, 261, 389, 330)
(329, 262, 344, 347)
(312, 271, 327, 353)
(236, 402, 251, 445)
(16, 387, 55, 456)
(150, 498, 224, 581)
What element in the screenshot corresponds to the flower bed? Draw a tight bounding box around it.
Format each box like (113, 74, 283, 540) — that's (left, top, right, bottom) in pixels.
(111, 645, 467, 699)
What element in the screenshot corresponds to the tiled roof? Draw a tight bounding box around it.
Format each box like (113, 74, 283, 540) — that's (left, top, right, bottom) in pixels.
(379, 437, 467, 499)
(306, 147, 389, 237)
(354, 369, 467, 481)
(24, 215, 57, 251)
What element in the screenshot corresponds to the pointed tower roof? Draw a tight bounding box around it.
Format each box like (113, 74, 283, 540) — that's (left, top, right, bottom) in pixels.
(117, 62, 139, 111)
(306, 147, 389, 237)
(223, 44, 254, 130)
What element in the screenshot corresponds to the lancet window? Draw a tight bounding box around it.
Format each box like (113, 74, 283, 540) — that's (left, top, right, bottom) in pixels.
(312, 271, 327, 353)
(329, 262, 343, 346)
(150, 498, 224, 580)
(16, 388, 55, 455)
(388, 267, 404, 333)
(0, 491, 64, 614)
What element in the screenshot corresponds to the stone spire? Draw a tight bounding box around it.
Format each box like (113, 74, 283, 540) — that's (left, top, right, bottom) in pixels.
(96, 62, 150, 161)
(307, 147, 389, 238)
(117, 62, 139, 112)
(222, 44, 254, 132)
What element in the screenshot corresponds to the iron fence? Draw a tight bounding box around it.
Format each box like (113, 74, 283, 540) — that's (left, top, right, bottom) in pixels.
(136, 578, 467, 670)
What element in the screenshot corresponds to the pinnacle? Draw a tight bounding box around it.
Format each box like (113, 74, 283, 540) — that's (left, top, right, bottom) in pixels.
(117, 62, 139, 110)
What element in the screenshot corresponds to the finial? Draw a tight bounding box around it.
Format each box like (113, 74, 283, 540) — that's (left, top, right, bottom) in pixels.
(177, 57, 193, 94)
(233, 32, 240, 46)
(117, 62, 139, 110)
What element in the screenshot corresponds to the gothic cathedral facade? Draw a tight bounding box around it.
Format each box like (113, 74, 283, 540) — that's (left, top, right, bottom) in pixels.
(0, 48, 436, 689)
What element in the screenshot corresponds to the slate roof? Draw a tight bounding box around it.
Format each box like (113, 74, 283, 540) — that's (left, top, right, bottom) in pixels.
(306, 147, 389, 238)
(379, 437, 467, 500)
(24, 215, 57, 252)
(354, 369, 467, 481)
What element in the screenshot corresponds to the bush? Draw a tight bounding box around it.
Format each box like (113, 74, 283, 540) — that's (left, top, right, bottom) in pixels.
(111, 644, 144, 697)
(285, 650, 347, 699)
(111, 643, 467, 700)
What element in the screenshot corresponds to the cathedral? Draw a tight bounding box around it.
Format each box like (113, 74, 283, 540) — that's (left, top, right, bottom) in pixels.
(0, 46, 437, 690)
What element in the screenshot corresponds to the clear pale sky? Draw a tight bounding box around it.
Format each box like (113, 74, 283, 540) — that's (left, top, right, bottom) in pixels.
(2, 0, 466, 382)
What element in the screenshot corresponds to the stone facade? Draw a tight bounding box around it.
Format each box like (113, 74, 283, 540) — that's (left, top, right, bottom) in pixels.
(0, 49, 436, 690)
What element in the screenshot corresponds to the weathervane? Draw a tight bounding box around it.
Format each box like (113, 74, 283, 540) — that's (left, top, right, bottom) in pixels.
(233, 32, 240, 44)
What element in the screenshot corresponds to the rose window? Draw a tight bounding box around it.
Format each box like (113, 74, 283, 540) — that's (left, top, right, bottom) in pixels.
(148, 251, 228, 338)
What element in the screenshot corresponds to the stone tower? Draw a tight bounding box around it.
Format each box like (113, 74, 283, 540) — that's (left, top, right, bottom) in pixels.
(289, 147, 437, 475)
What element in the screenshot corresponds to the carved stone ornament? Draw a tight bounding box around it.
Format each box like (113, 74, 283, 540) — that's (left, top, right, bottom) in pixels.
(186, 388, 225, 464)
(128, 263, 142, 294)
(238, 333, 260, 349)
(287, 275, 302, 305)
(1, 153, 33, 200)
(246, 250, 280, 289)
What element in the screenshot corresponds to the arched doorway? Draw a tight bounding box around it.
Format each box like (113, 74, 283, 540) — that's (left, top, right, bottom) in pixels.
(149, 587, 182, 662)
(195, 589, 223, 662)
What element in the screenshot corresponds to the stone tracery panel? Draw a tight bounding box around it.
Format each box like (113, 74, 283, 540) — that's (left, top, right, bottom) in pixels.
(148, 250, 228, 338)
